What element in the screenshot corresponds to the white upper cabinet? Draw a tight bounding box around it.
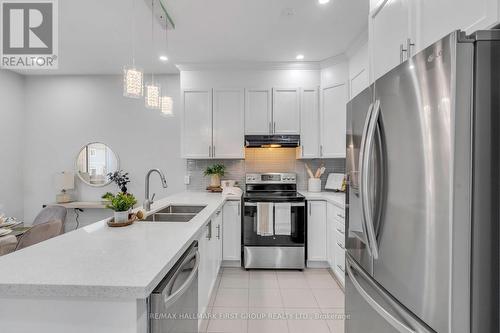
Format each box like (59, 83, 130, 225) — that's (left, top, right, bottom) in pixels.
(298, 88, 320, 159)
(213, 89, 245, 158)
(182, 89, 213, 159)
(368, 0, 500, 81)
(245, 89, 272, 135)
(320, 83, 347, 158)
(414, 0, 499, 54)
(272, 88, 300, 134)
(369, 0, 413, 81)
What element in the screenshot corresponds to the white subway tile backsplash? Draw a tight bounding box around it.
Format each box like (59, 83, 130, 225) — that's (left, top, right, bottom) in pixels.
(185, 148, 345, 191)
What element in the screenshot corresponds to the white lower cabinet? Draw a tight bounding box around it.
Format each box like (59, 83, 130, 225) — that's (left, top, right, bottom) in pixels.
(327, 202, 345, 287)
(307, 201, 327, 264)
(222, 201, 241, 263)
(198, 208, 223, 328)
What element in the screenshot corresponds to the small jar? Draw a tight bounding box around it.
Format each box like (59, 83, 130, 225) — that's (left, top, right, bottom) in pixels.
(308, 178, 321, 192)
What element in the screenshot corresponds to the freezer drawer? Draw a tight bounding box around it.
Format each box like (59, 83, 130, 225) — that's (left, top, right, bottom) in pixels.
(345, 255, 435, 333)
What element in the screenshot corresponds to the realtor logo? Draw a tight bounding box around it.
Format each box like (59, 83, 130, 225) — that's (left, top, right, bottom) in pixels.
(1, 0, 58, 69)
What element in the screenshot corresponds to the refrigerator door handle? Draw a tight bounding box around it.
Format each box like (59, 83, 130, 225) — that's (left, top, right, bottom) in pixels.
(358, 102, 374, 257)
(346, 255, 430, 333)
(361, 99, 381, 259)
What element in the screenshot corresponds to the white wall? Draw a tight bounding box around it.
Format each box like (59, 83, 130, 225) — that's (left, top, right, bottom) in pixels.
(0, 70, 25, 219)
(180, 68, 321, 90)
(22, 74, 184, 229)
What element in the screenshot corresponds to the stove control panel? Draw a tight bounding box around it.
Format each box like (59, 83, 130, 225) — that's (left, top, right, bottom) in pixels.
(245, 173, 297, 184)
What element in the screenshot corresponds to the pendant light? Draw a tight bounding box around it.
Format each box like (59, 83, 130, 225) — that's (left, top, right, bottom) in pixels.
(123, 0, 143, 98)
(160, 15, 173, 116)
(145, 0, 161, 109)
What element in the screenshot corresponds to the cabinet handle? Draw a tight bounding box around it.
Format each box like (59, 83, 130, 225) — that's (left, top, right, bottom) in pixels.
(207, 221, 212, 240)
(208, 146, 212, 157)
(238, 203, 240, 216)
(273, 122, 276, 133)
(406, 38, 415, 58)
(400, 43, 404, 63)
(213, 146, 215, 157)
(320, 145, 323, 157)
(336, 228, 345, 235)
(400, 38, 415, 63)
(216, 224, 221, 239)
(309, 202, 311, 216)
(337, 242, 345, 250)
(337, 264, 345, 273)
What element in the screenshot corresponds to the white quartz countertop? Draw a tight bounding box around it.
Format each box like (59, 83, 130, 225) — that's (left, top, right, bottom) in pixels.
(0, 191, 241, 299)
(298, 191, 345, 208)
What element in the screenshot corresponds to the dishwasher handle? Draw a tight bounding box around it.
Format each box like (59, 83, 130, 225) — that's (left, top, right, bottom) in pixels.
(162, 249, 200, 309)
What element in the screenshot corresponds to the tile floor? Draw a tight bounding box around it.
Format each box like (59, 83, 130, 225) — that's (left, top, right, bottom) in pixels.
(201, 268, 345, 333)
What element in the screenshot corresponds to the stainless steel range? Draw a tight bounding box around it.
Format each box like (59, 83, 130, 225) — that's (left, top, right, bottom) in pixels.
(242, 173, 306, 269)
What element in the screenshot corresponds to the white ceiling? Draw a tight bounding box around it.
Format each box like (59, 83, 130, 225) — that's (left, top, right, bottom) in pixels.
(20, 0, 369, 75)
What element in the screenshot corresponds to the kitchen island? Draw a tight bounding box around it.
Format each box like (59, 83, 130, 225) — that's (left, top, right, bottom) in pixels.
(0, 191, 240, 333)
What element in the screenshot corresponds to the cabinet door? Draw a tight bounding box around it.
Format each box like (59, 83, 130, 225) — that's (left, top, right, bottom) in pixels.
(307, 201, 327, 261)
(272, 88, 300, 134)
(320, 83, 347, 158)
(299, 88, 320, 159)
(213, 89, 245, 158)
(182, 89, 213, 158)
(222, 201, 241, 262)
(245, 89, 272, 135)
(415, 0, 499, 54)
(213, 209, 223, 276)
(369, 0, 412, 81)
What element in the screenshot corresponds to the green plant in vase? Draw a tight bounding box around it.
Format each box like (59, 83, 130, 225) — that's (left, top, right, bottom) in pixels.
(105, 192, 137, 223)
(204, 163, 225, 188)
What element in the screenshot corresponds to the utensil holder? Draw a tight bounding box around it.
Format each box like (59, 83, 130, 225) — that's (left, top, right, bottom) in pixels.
(308, 178, 321, 192)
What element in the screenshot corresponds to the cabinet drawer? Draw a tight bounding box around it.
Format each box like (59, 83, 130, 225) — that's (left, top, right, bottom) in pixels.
(333, 206, 345, 223)
(335, 228, 345, 249)
(335, 220, 345, 236)
(334, 244, 345, 277)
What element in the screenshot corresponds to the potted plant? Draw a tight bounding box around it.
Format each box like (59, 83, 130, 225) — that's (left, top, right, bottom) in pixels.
(107, 170, 130, 193)
(105, 192, 137, 223)
(101, 192, 114, 204)
(204, 163, 226, 187)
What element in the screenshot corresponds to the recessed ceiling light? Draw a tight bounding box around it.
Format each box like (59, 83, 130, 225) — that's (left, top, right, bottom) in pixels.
(296, 54, 304, 60)
(318, 0, 330, 4)
(159, 55, 168, 62)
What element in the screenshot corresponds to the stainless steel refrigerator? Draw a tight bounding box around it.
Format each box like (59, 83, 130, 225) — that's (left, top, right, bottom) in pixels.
(345, 30, 499, 333)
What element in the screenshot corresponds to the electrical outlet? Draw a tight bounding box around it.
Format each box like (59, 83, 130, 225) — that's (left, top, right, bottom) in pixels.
(184, 175, 190, 185)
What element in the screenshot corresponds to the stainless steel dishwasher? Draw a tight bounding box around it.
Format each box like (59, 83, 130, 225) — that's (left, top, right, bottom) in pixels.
(150, 241, 199, 333)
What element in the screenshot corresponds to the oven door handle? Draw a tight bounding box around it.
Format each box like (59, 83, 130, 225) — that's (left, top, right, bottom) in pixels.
(244, 202, 305, 207)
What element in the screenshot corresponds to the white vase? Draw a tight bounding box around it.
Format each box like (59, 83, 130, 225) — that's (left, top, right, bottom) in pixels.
(308, 178, 321, 192)
(114, 210, 129, 223)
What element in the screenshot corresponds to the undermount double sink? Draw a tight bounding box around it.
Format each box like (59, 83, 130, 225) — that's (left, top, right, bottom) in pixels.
(143, 205, 207, 223)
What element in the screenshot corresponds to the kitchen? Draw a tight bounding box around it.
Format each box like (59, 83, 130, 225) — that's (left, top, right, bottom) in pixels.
(0, 1, 498, 333)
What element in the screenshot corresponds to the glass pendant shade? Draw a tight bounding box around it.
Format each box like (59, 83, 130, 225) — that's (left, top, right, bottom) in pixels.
(123, 66, 143, 98)
(145, 83, 161, 109)
(161, 96, 173, 116)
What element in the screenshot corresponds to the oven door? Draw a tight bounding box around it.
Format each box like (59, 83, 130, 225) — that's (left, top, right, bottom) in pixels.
(242, 201, 305, 246)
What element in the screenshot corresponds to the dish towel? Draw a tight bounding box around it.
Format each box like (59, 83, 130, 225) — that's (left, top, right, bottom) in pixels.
(257, 202, 274, 236)
(274, 203, 292, 235)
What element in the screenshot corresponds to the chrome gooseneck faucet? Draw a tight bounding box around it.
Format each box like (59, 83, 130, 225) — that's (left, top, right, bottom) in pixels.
(143, 169, 168, 211)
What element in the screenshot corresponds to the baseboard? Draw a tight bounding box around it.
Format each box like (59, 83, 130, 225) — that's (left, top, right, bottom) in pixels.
(306, 260, 330, 268)
(222, 260, 241, 267)
(328, 267, 345, 291)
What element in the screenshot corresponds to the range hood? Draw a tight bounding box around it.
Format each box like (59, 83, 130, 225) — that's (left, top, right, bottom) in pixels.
(244, 135, 300, 148)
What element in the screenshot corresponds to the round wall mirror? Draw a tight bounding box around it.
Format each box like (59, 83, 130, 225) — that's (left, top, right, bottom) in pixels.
(76, 142, 119, 187)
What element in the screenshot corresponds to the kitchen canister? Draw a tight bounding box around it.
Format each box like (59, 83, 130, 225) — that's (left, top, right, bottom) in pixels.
(308, 178, 321, 192)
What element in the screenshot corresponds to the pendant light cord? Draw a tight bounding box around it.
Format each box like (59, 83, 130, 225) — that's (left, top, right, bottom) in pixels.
(151, 0, 154, 84)
(131, 0, 136, 66)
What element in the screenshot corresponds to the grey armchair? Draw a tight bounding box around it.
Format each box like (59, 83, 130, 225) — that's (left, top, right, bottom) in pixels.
(33, 205, 67, 234)
(0, 235, 17, 256)
(15, 220, 63, 251)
